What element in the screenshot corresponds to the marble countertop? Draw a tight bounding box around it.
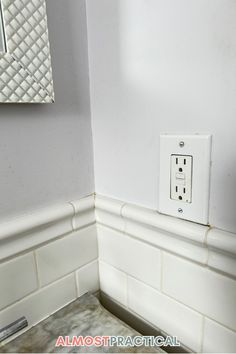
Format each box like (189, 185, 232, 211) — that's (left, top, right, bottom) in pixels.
(0, 293, 164, 353)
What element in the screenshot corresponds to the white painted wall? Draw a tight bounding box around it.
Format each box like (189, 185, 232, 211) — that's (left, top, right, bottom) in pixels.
(0, 0, 94, 219)
(87, 0, 236, 233)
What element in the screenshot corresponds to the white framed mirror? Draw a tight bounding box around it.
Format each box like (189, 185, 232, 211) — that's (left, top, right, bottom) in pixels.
(0, 0, 54, 103)
(0, 2, 6, 53)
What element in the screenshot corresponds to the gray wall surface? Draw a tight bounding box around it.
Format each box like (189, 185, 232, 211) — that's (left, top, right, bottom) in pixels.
(87, 0, 236, 233)
(0, 0, 94, 219)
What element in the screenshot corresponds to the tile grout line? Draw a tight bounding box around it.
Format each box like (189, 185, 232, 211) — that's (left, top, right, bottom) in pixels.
(74, 271, 80, 298)
(98, 221, 236, 280)
(160, 250, 164, 292)
(68, 201, 76, 232)
(125, 273, 128, 309)
(200, 316, 206, 353)
(204, 227, 211, 267)
(0, 272, 76, 314)
(33, 250, 41, 289)
(100, 260, 236, 334)
(120, 202, 127, 234)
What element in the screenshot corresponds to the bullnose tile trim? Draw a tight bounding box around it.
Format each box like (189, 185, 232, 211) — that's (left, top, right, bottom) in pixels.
(0, 195, 95, 261)
(95, 195, 236, 277)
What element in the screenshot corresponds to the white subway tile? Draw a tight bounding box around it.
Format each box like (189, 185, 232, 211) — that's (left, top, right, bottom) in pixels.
(203, 318, 236, 353)
(99, 262, 127, 306)
(0, 274, 76, 341)
(0, 204, 74, 262)
(163, 252, 236, 330)
(98, 226, 161, 289)
(36, 225, 98, 286)
(128, 276, 202, 352)
(0, 253, 37, 310)
(77, 260, 99, 296)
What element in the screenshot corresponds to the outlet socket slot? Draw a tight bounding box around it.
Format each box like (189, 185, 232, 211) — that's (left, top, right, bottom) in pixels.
(170, 154, 193, 203)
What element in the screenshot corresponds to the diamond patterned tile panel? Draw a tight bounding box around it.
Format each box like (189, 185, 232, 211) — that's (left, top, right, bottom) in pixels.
(0, 0, 54, 103)
(0, 53, 51, 102)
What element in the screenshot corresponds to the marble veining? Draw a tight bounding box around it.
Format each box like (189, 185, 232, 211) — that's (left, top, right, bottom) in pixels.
(0, 294, 164, 353)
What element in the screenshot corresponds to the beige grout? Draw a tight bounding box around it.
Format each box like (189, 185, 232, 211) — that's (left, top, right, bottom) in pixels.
(33, 250, 41, 289)
(160, 250, 164, 292)
(1, 195, 235, 352)
(99, 260, 236, 334)
(200, 316, 206, 353)
(68, 201, 76, 231)
(74, 271, 80, 298)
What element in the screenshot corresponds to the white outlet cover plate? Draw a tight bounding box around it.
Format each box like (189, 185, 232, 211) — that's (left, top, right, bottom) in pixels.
(159, 134, 212, 225)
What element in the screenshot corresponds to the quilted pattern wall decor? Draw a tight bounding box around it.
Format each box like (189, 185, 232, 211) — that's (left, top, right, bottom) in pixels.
(0, 0, 54, 103)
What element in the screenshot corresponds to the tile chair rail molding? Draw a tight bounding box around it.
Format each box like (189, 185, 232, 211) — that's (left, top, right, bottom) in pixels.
(0, 192, 235, 279)
(95, 195, 236, 278)
(0, 193, 236, 352)
(0, 0, 54, 103)
(0, 194, 95, 261)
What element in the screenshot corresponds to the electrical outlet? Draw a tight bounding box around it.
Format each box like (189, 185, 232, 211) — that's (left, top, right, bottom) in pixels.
(159, 134, 212, 225)
(170, 155, 193, 203)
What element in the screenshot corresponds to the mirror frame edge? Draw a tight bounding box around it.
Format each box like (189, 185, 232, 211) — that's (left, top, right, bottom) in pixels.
(0, 0, 55, 104)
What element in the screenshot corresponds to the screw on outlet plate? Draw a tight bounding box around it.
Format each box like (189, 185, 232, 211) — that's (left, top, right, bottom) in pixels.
(178, 208, 183, 213)
(179, 141, 185, 148)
